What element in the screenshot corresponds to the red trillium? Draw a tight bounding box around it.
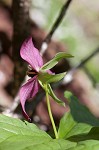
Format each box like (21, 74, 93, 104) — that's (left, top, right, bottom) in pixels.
(19, 37, 47, 120)
(19, 37, 72, 120)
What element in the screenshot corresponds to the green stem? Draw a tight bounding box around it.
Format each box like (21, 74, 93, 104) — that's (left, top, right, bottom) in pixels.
(45, 84, 58, 139)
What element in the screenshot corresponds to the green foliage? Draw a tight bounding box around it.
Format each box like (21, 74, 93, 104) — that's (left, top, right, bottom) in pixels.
(41, 52, 73, 71)
(68, 127, 99, 142)
(1, 113, 99, 149)
(0, 115, 75, 150)
(58, 112, 76, 139)
(58, 112, 91, 139)
(58, 112, 99, 149)
(64, 91, 99, 126)
(68, 140, 99, 150)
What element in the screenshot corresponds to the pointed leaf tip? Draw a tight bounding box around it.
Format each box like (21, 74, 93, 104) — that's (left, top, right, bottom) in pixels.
(41, 52, 73, 71)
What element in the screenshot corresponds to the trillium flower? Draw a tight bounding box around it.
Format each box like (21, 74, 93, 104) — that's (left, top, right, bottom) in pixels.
(19, 37, 54, 120)
(19, 37, 73, 120)
(19, 37, 45, 120)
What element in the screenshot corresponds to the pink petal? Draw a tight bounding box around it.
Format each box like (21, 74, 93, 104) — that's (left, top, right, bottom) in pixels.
(47, 70, 55, 75)
(20, 37, 43, 72)
(19, 76, 39, 120)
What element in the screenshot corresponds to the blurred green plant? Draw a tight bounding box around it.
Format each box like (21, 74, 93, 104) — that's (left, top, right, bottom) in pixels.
(64, 91, 99, 126)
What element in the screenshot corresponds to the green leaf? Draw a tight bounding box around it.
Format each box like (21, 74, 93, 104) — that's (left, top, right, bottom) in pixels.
(1, 115, 99, 150)
(0, 115, 76, 150)
(0, 114, 50, 143)
(22, 139, 76, 150)
(58, 112, 92, 139)
(58, 112, 76, 139)
(41, 52, 73, 71)
(38, 72, 66, 84)
(68, 127, 99, 142)
(69, 140, 99, 150)
(66, 123, 92, 140)
(58, 112, 99, 149)
(64, 91, 99, 126)
(47, 84, 65, 106)
(0, 135, 76, 150)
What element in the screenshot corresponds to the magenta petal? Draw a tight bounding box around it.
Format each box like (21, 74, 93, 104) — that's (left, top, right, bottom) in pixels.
(47, 70, 55, 75)
(20, 37, 43, 72)
(19, 76, 39, 119)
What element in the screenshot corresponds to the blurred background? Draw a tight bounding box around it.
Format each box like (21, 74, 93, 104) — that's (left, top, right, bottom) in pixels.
(30, 0, 99, 83)
(0, 0, 99, 130)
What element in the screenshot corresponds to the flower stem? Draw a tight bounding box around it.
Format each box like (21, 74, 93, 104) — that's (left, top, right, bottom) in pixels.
(45, 84, 58, 139)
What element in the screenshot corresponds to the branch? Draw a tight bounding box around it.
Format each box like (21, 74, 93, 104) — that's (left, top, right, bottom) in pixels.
(63, 47, 99, 84)
(40, 0, 73, 54)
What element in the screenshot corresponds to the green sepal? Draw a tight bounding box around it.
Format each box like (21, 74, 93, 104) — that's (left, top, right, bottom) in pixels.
(47, 84, 65, 106)
(38, 72, 66, 84)
(38, 81, 65, 106)
(40, 52, 73, 71)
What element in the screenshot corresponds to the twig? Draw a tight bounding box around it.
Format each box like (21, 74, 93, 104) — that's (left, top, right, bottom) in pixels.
(63, 47, 99, 84)
(75, 47, 99, 69)
(40, 0, 73, 55)
(83, 66, 96, 86)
